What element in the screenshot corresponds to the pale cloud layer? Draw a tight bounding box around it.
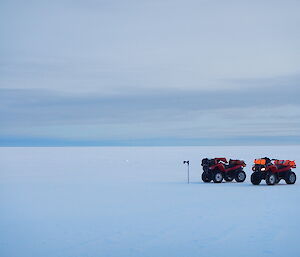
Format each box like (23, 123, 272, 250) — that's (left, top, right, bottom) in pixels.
(0, 0, 299, 145)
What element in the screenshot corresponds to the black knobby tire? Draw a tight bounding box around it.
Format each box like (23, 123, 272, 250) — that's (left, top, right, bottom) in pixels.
(285, 171, 296, 184)
(213, 171, 223, 183)
(235, 170, 246, 183)
(266, 172, 276, 185)
(202, 172, 212, 183)
(251, 172, 261, 185)
(224, 176, 234, 182)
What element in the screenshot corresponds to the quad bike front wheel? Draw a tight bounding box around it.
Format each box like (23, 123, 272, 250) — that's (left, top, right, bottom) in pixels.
(285, 171, 296, 184)
(213, 171, 223, 183)
(202, 172, 212, 183)
(235, 170, 246, 182)
(266, 173, 276, 185)
(251, 172, 261, 185)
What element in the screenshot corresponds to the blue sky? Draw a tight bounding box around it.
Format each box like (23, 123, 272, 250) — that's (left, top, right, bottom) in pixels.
(1, 0, 300, 146)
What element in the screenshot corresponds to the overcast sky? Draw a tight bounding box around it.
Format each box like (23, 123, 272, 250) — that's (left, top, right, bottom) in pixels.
(1, 0, 300, 145)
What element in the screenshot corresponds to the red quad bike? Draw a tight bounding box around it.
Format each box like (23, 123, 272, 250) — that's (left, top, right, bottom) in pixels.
(201, 158, 247, 183)
(251, 157, 297, 185)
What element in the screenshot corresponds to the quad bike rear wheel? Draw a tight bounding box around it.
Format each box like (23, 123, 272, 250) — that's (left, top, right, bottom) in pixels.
(266, 173, 276, 185)
(213, 171, 223, 183)
(285, 171, 296, 184)
(251, 172, 261, 185)
(235, 170, 246, 182)
(202, 172, 212, 183)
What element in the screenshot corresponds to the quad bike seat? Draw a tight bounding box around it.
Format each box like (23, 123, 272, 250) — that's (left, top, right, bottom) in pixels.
(225, 159, 246, 168)
(214, 158, 227, 163)
(229, 159, 246, 167)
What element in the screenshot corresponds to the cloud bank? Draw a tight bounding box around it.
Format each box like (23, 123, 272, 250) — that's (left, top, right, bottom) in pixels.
(1, 0, 299, 145)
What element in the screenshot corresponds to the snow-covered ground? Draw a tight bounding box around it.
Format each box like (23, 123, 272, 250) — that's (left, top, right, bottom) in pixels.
(1, 146, 300, 257)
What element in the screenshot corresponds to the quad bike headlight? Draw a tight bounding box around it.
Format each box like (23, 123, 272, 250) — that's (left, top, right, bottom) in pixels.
(261, 167, 266, 171)
(252, 166, 256, 171)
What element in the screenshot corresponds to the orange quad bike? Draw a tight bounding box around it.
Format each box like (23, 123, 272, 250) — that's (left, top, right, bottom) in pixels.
(251, 157, 296, 185)
(201, 158, 246, 183)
